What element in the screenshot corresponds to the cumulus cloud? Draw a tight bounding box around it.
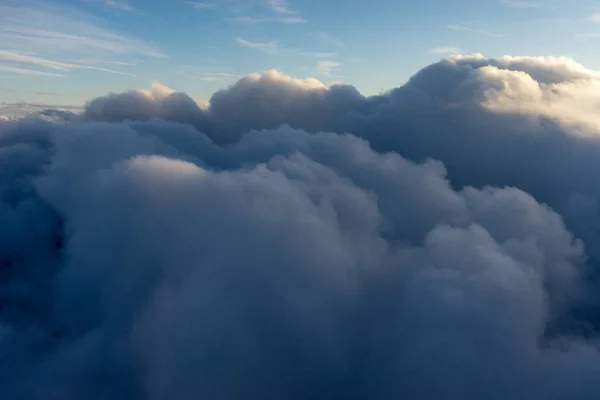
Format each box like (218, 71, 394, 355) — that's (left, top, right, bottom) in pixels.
(4, 53, 600, 399)
(78, 55, 600, 254)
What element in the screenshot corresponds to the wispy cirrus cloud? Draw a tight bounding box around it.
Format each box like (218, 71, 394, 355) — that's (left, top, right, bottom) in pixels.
(0, 50, 135, 76)
(228, 16, 305, 23)
(448, 24, 503, 37)
(179, 68, 245, 82)
(267, 0, 296, 14)
(429, 46, 462, 55)
(0, 2, 163, 78)
(235, 38, 282, 54)
(235, 37, 338, 58)
(68, 59, 139, 66)
(297, 52, 337, 58)
(500, 0, 540, 8)
(0, 65, 65, 77)
(104, 0, 134, 11)
(187, 0, 297, 13)
(0, 87, 58, 97)
(186, 2, 218, 9)
(316, 60, 341, 77)
(192, 0, 305, 23)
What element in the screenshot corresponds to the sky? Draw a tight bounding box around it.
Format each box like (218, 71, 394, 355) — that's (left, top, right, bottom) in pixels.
(1, 0, 600, 108)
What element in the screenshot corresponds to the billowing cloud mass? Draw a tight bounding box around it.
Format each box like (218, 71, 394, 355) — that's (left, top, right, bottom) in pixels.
(3, 54, 600, 399)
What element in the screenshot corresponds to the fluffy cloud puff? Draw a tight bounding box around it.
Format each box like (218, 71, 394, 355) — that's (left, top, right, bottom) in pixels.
(2, 55, 600, 399)
(84, 56, 600, 259)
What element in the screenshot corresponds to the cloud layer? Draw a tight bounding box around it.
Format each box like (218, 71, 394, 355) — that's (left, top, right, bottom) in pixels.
(3, 54, 600, 399)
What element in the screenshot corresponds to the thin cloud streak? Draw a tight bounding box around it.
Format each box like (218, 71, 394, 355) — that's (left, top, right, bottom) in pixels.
(0, 50, 136, 76)
(104, 0, 134, 11)
(186, 2, 218, 9)
(448, 24, 503, 37)
(235, 38, 281, 54)
(70, 59, 138, 66)
(500, 0, 540, 8)
(0, 65, 64, 77)
(297, 52, 337, 58)
(267, 0, 296, 14)
(429, 46, 462, 55)
(234, 38, 339, 58)
(228, 16, 306, 23)
(179, 70, 245, 82)
(316, 60, 341, 76)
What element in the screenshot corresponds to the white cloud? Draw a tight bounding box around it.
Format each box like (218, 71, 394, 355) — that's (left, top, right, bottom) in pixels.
(235, 38, 281, 54)
(69, 59, 138, 66)
(104, 0, 134, 11)
(448, 24, 503, 37)
(0, 50, 136, 76)
(179, 68, 244, 83)
(297, 51, 337, 58)
(186, 2, 217, 9)
(234, 38, 339, 59)
(0, 50, 71, 71)
(591, 13, 600, 22)
(267, 0, 295, 14)
(229, 16, 306, 23)
(190, 1, 306, 22)
(140, 82, 177, 99)
(194, 72, 243, 79)
(0, 65, 65, 77)
(500, 0, 540, 8)
(429, 46, 462, 55)
(317, 61, 341, 77)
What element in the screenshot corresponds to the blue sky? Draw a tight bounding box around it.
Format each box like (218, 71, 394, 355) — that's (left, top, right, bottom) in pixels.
(1, 0, 600, 109)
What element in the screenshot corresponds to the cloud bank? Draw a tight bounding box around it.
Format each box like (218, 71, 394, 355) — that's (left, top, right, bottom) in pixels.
(3, 54, 600, 399)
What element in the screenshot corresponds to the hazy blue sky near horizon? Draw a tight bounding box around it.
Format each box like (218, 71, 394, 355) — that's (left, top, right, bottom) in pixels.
(1, 0, 600, 108)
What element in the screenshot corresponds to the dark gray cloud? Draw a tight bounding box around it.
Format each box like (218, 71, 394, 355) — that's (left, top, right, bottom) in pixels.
(2, 54, 600, 399)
